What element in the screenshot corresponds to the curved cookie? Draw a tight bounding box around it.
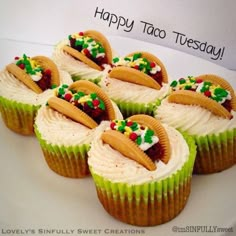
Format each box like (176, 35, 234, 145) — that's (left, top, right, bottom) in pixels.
(125, 51, 168, 84)
(195, 74, 236, 111)
(6, 63, 43, 94)
(63, 30, 112, 70)
(48, 96, 98, 129)
(109, 66, 161, 90)
(69, 80, 116, 120)
(101, 130, 157, 171)
(168, 90, 232, 119)
(129, 114, 171, 164)
(101, 115, 171, 171)
(32, 56, 60, 87)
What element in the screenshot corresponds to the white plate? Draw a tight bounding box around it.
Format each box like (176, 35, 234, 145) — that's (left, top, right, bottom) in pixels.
(0, 37, 235, 236)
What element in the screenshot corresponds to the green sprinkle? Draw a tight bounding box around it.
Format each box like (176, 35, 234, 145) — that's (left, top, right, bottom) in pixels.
(179, 78, 186, 84)
(90, 93, 97, 100)
(170, 80, 178, 87)
(62, 84, 69, 88)
(99, 100, 105, 110)
(87, 100, 94, 108)
(136, 136, 142, 145)
(113, 57, 119, 63)
(51, 84, 57, 89)
(124, 57, 131, 61)
(133, 53, 141, 61)
(184, 85, 192, 90)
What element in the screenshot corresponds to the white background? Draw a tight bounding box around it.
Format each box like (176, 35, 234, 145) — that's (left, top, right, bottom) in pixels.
(0, 0, 235, 70)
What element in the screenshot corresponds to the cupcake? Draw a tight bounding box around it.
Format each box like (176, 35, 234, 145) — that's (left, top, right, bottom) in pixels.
(155, 74, 236, 174)
(34, 80, 123, 178)
(100, 52, 170, 117)
(88, 115, 196, 226)
(52, 30, 113, 84)
(0, 54, 72, 135)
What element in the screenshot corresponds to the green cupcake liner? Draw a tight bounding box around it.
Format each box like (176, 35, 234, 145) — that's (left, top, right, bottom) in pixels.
(0, 96, 40, 135)
(89, 133, 196, 226)
(35, 126, 91, 178)
(71, 75, 102, 85)
(112, 99, 161, 118)
(193, 128, 236, 174)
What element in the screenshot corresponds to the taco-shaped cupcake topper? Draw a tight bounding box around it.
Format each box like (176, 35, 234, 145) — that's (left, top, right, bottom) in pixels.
(101, 114, 171, 171)
(111, 51, 168, 88)
(63, 30, 113, 71)
(48, 80, 116, 129)
(168, 74, 236, 119)
(6, 54, 60, 94)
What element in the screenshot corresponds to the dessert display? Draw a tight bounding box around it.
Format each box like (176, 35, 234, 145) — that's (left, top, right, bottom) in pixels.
(34, 80, 123, 178)
(88, 115, 196, 226)
(0, 54, 72, 135)
(155, 74, 236, 173)
(52, 30, 113, 84)
(101, 52, 169, 117)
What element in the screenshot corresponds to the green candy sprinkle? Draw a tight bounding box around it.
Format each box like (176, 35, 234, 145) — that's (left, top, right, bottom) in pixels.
(170, 80, 178, 87)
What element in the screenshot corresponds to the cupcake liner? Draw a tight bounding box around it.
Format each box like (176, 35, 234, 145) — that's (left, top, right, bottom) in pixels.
(112, 99, 161, 118)
(89, 134, 196, 226)
(193, 128, 236, 174)
(72, 75, 102, 85)
(35, 127, 91, 178)
(0, 96, 39, 135)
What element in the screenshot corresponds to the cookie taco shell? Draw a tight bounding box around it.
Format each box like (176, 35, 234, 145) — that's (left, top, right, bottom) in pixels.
(63, 30, 113, 71)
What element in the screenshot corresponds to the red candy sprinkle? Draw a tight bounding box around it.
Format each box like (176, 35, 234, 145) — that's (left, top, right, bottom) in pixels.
(150, 62, 156, 68)
(14, 56, 20, 60)
(110, 122, 116, 130)
(64, 93, 72, 101)
(126, 121, 133, 126)
(129, 132, 138, 141)
(83, 48, 90, 57)
(134, 65, 139, 70)
(79, 32, 84, 36)
(19, 64, 25, 69)
(92, 99, 100, 107)
(196, 79, 203, 83)
(204, 90, 211, 97)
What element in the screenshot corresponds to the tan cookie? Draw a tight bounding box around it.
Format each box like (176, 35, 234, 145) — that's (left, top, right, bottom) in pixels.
(168, 90, 232, 119)
(63, 30, 112, 70)
(109, 66, 161, 90)
(6, 63, 43, 94)
(48, 96, 98, 129)
(195, 74, 236, 111)
(126, 51, 168, 84)
(101, 115, 171, 171)
(129, 114, 171, 164)
(32, 56, 60, 87)
(69, 80, 116, 120)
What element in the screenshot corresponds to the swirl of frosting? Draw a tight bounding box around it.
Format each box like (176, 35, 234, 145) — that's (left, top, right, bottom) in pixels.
(100, 77, 169, 103)
(88, 121, 189, 184)
(155, 99, 236, 136)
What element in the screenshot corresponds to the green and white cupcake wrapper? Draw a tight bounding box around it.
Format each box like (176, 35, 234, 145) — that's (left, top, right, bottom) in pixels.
(35, 127, 91, 178)
(111, 99, 161, 118)
(71, 75, 102, 85)
(193, 128, 236, 174)
(0, 96, 40, 135)
(89, 134, 196, 226)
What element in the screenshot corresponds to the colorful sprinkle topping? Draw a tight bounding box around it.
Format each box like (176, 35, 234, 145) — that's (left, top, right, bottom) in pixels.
(170, 76, 232, 104)
(112, 53, 161, 75)
(55, 84, 106, 122)
(68, 32, 105, 61)
(14, 54, 45, 82)
(109, 119, 159, 151)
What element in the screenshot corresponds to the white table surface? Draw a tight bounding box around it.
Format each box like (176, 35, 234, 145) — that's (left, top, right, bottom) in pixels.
(0, 37, 235, 236)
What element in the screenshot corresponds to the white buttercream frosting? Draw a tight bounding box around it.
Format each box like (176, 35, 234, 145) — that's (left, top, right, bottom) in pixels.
(35, 101, 123, 146)
(155, 99, 236, 136)
(100, 77, 170, 103)
(52, 40, 109, 81)
(88, 121, 189, 185)
(0, 69, 72, 105)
